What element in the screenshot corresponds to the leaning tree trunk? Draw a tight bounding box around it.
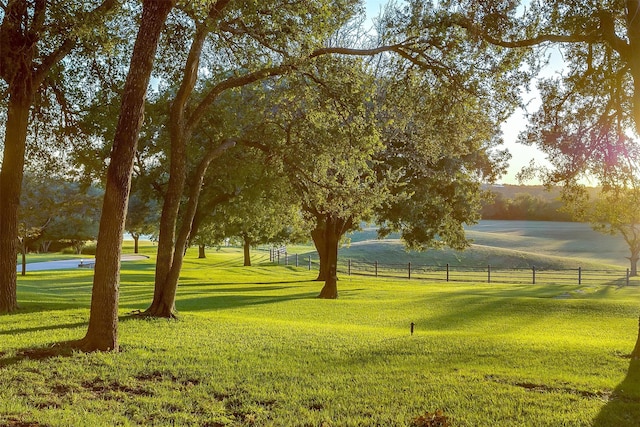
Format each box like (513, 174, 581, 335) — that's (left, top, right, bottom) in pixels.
(79, 0, 174, 352)
(243, 235, 251, 267)
(146, 140, 235, 318)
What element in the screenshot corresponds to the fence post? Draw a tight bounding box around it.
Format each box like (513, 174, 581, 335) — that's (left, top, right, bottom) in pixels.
(348, 259, 351, 276)
(532, 265, 536, 285)
(277, 251, 280, 265)
(295, 253, 298, 267)
(446, 263, 449, 282)
(375, 260, 378, 278)
(578, 267, 582, 285)
(627, 268, 630, 286)
(488, 264, 491, 283)
(285, 252, 288, 266)
(308, 256, 311, 270)
(408, 262, 411, 280)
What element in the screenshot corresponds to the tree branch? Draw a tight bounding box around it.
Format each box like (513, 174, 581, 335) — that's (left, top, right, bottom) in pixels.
(186, 42, 408, 132)
(33, 0, 119, 87)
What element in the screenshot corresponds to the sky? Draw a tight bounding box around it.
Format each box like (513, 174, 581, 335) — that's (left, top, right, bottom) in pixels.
(363, 0, 549, 185)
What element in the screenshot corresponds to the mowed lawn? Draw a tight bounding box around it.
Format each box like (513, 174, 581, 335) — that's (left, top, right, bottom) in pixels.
(2, 243, 640, 426)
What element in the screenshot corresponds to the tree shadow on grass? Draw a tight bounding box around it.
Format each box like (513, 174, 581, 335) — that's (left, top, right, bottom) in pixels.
(176, 291, 318, 311)
(177, 279, 314, 288)
(593, 358, 640, 427)
(0, 320, 88, 337)
(0, 315, 141, 369)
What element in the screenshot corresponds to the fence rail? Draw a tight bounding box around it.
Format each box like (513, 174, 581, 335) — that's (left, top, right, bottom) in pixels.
(270, 253, 634, 286)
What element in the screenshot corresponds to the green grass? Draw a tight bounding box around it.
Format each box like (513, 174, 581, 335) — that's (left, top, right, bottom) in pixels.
(2, 241, 640, 426)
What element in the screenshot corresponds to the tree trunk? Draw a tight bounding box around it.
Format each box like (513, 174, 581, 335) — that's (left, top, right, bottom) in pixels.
(243, 236, 251, 267)
(0, 81, 31, 313)
(41, 241, 51, 253)
(21, 248, 26, 277)
(146, 140, 235, 318)
(632, 315, 640, 359)
(78, 0, 174, 352)
(132, 234, 140, 254)
(152, 19, 214, 310)
(317, 216, 342, 299)
(629, 253, 639, 277)
(311, 221, 328, 281)
(198, 244, 206, 259)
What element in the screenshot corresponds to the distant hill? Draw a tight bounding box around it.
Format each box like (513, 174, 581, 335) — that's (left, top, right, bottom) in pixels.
(326, 220, 628, 270)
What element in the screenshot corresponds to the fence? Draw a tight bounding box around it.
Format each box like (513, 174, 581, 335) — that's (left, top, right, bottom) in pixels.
(271, 254, 634, 286)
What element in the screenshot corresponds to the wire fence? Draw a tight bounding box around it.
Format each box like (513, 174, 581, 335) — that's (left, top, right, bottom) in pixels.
(269, 252, 634, 287)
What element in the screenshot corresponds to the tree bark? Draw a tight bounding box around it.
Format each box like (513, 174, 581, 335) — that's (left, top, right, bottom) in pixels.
(198, 244, 206, 259)
(146, 140, 235, 318)
(78, 0, 174, 352)
(317, 216, 341, 299)
(243, 235, 251, 267)
(311, 220, 328, 281)
(151, 17, 213, 314)
(630, 254, 639, 277)
(0, 81, 31, 312)
(632, 315, 640, 359)
(20, 243, 26, 277)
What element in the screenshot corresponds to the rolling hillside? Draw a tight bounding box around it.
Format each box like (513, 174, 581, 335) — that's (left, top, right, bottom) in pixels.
(292, 220, 631, 270)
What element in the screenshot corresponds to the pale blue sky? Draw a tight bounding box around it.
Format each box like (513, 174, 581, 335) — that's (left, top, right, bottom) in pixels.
(364, 0, 547, 185)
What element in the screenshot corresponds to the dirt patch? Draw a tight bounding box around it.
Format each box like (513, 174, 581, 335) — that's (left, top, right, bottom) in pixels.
(411, 410, 450, 427)
(81, 378, 153, 398)
(485, 375, 611, 400)
(1, 418, 43, 427)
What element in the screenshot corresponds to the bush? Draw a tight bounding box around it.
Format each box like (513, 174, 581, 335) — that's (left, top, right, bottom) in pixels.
(81, 243, 97, 255)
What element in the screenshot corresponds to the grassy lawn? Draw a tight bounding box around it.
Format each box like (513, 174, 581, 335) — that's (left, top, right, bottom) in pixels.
(2, 240, 640, 426)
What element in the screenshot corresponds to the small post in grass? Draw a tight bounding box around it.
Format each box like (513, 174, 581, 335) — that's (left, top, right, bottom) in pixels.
(295, 253, 298, 267)
(627, 268, 630, 286)
(578, 267, 582, 285)
(408, 262, 411, 280)
(410, 322, 415, 335)
(348, 259, 351, 276)
(488, 264, 491, 283)
(375, 260, 378, 277)
(446, 263, 449, 282)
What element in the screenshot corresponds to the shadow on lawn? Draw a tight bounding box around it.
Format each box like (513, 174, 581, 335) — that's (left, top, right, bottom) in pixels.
(177, 291, 318, 311)
(0, 315, 140, 369)
(593, 358, 640, 427)
(177, 279, 314, 288)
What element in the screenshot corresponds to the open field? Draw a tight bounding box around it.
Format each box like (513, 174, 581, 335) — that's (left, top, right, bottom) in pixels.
(306, 220, 631, 270)
(2, 240, 640, 426)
